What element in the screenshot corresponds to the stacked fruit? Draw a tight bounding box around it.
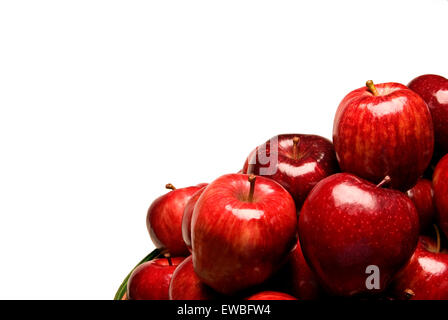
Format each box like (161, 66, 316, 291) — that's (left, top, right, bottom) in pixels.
(115, 75, 448, 301)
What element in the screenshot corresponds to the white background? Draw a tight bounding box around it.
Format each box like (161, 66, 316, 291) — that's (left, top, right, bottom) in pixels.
(0, 0, 447, 299)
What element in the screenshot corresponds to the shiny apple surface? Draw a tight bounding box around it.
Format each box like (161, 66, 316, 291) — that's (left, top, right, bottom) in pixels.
(333, 82, 434, 191)
(245, 134, 338, 209)
(192, 173, 298, 295)
(299, 173, 419, 296)
(127, 257, 184, 300)
(391, 236, 448, 300)
(409, 74, 448, 156)
(433, 154, 448, 239)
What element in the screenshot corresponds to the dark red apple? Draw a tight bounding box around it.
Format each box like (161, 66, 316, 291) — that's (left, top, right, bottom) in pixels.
(243, 134, 338, 208)
(246, 291, 297, 300)
(408, 74, 448, 157)
(391, 236, 448, 300)
(169, 256, 218, 300)
(277, 238, 322, 300)
(298, 173, 419, 296)
(406, 178, 435, 232)
(181, 185, 207, 251)
(433, 154, 448, 239)
(192, 174, 298, 295)
(147, 183, 207, 256)
(127, 256, 184, 300)
(333, 81, 434, 191)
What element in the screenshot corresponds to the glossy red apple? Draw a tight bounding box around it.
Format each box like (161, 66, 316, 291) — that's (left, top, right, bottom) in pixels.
(299, 173, 419, 296)
(408, 74, 448, 157)
(147, 183, 207, 256)
(192, 174, 298, 295)
(433, 154, 448, 239)
(243, 134, 338, 208)
(169, 256, 218, 300)
(246, 291, 297, 300)
(181, 185, 207, 251)
(391, 236, 448, 300)
(127, 256, 184, 300)
(333, 81, 434, 191)
(406, 178, 435, 232)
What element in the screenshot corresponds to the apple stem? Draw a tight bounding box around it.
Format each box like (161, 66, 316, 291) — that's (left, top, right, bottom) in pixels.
(248, 174, 256, 203)
(434, 224, 441, 254)
(404, 288, 415, 300)
(366, 80, 380, 96)
(164, 252, 173, 266)
(165, 183, 176, 191)
(376, 176, 391, 188)
(292, 136, 300, 159)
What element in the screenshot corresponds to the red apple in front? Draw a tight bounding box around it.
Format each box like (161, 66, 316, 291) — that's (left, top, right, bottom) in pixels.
(192, 174, 298, 295)
(391, 236, 448, 300)
(244, 134, 338, 208)
(246, 291, 297, 300)
(127, 256, 184, 300)
(147, 183, 206, 256)
(333, 81, 434, 191)
(169, 256, 219, 300)
(408, 74, 448, 157)
(433, 154, 448, 239)
(181, 185, 207, 251)
(298, 173, 419, 296)
(406, 178, 435, 232)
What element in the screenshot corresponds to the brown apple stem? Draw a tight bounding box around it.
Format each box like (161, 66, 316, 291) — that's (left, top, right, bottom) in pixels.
(164, 252, 173, 266)
(376, 176, 391, 188)
(404, 288, 415, 300)
(165, 183, 176, 190)
(366, 80, 379, 96)
(292, 136, 300, 159)
(434, 224, 441, 254)
(248, 174, 256, 202)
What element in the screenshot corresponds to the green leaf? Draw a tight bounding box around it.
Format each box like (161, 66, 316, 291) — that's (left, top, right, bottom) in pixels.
(113, 249, 161, 300)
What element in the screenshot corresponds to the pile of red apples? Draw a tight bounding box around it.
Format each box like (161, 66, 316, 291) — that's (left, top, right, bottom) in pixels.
(116, 74, 448, 301)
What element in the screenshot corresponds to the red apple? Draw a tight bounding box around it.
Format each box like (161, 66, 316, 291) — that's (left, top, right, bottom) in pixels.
(127, 256, 184, 300)
(246, 291, 297, 300)
(169, 256, 219, 300)
(433, 154, 448, 239)
(243, 134, 338, 208)
(298, 173, 419, 296)
(147, 183, 206, 256)
(181, 185, 207, 251)
(266, 237, 322, 300)
(192, 174, 298, 295)
(406, 178, 435, 232)
(391, 236, 448, 300)
(408, 74, 448, 157)
(278, 238, 322, 300)
(333, 81, 434, 191)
